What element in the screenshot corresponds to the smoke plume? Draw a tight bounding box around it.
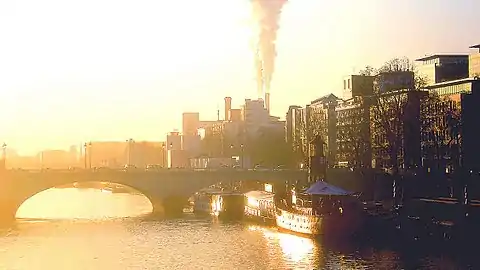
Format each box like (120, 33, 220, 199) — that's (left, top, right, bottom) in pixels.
(250, 0, 287, 97)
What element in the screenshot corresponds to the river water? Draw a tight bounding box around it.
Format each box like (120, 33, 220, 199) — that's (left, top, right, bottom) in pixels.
(0, 188, 476, 269)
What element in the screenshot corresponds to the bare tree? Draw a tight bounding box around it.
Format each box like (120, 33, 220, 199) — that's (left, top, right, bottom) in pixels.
(295, 105, 327, 167)
(336, 106, 370, 167)
(421, 92, 462, 171)
(359, 65, 375, 76)
(307, 105, 327, 143)
(361, 57, 427, 173)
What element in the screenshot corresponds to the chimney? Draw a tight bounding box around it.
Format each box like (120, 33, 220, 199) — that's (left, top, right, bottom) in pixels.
(224, 97, 232, 121)
(265, 92, 270, 114)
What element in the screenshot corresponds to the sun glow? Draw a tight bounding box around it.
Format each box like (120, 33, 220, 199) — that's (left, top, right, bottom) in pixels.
(16, 187, 152, 219)
(0, 0, 255, 154)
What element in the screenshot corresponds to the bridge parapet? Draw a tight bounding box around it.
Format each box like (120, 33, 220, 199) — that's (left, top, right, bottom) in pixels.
(4, 168, 308, 181)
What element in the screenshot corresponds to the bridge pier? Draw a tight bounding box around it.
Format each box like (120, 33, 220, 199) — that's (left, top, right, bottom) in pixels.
(151, 196, 189, 217)
(0, 199, 18, 223)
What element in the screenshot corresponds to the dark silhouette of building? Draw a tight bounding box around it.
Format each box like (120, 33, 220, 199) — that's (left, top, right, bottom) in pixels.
(461, 80, 480, 171)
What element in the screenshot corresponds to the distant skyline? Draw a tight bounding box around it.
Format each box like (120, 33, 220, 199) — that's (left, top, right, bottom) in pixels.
(1, 0, 480, 155)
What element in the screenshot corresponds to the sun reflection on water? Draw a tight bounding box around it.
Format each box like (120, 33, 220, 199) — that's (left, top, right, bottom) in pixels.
(16, 188, 153, 220)
(248, 225, 320, 268)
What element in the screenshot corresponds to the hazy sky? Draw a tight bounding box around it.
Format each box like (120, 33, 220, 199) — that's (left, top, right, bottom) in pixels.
(1, 0, 479, 155)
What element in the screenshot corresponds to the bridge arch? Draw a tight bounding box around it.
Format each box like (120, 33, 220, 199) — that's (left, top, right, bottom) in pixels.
(13, 181, 158, 219)
(0, 172, 177, 221)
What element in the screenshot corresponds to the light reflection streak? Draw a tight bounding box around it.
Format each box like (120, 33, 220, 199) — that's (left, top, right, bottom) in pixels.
(248, 225, 318, 266)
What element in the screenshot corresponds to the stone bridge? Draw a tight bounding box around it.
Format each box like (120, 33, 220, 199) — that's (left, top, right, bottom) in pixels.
(0, 169, 308, 221)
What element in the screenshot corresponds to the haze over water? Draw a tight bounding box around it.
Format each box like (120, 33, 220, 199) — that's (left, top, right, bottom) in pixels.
(0, 188, 474, 269)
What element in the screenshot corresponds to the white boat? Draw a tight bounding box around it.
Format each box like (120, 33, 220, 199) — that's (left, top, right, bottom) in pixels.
(275, 181, 364, 237)
(244, 190, 276, 224)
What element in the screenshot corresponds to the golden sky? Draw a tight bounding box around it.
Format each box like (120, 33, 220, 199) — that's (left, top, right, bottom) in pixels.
(1, 0, 479, 155)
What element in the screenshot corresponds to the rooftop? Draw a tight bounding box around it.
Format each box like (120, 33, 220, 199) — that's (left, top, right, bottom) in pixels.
(415, 54, 469, 62)
(310, 93, 340, 105)
(470, 44, 480, 52)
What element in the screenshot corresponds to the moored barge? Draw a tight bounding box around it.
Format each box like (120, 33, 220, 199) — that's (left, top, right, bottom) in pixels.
(275, 181, 364, 238)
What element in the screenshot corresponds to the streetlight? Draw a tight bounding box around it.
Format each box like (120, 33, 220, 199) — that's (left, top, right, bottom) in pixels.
(40, 151, 44, 170)
(83, 143, 88, 169)
(161, 143, 166, 168)
(126, 139, 130, 165)
(1, 142, 6, 170)
(126, 138, 135, 166)
(240, 144, 244, 169)
(168, 143, 173, 168)
(88, 142, 92, 169)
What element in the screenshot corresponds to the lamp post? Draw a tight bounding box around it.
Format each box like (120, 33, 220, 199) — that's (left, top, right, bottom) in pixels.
(168, 143, 173, 168)
(161, 143, 166, 168)
(126, 139, 130, 165)
(88, 142, 92, 169)
(40, 151, 44, 170)
(83, 143, 88, 169)
(1, 142, 6, 170)
(240, 144, 244, 169)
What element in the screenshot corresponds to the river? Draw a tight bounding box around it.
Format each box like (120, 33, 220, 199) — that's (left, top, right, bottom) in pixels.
(0, 188, 476, 269)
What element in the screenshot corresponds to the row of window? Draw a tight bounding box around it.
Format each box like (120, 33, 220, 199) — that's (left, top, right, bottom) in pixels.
(433, 84, 470, 96)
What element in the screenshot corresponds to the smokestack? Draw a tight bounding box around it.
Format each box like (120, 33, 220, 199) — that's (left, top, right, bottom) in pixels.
(224, 97, 232, 121)
(265, 92, 270, 114)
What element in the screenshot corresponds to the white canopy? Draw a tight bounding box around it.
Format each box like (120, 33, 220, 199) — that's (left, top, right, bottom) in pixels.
(304, 181, 354, 196)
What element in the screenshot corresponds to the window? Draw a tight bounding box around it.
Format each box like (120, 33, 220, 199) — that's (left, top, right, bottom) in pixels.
(344, 80, 347, 90)
(348, 79, 351, 89)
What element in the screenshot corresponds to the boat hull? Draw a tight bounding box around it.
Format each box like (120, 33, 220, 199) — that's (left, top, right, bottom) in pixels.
(244, 205, 276, 225)
(275, 207, 363, 238)
(275, 208, 322, 235)
(193, 196, 213, 214)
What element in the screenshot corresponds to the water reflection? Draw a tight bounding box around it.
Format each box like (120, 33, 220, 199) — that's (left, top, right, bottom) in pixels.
(248, 225, 406, 269)
(16, 188, 153, 220)
(248, 225, 319, 268)
(0, 189, 476, 269)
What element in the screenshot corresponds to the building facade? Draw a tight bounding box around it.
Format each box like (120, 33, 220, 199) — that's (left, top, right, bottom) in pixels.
(307, 94, 340, 167)
(285, 105, 302, 147)
(343, 75, 374, 99)
(241, 98, 270, 138)
(335, 96, 372, 168)
(167, 131, 182, 151)
(416, 54, 469, 86)
(421, 78, 480, 172)
(182, 112, 200, 136)
(469, 44, 480, 77)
